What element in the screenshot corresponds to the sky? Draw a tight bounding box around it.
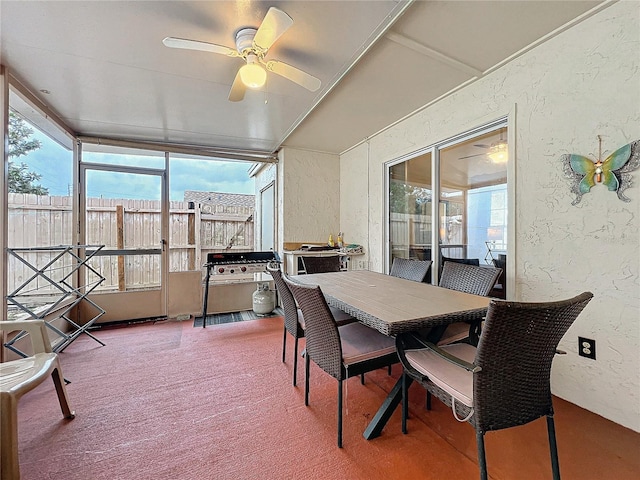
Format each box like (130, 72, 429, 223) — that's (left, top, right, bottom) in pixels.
(13, 129, 256, 201)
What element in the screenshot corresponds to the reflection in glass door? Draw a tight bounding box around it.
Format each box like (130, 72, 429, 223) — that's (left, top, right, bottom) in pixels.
(388, 152, 432, 266)
(439, 127, 508, 267)
(387, 121, 508, 287)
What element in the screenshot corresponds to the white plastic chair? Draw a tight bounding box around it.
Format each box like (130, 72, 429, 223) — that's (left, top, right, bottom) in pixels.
(1, 320, 75, 480)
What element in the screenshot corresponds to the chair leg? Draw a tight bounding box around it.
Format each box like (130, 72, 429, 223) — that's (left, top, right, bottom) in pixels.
(426, 391, 432, 410)
(547, 415, 561, 480)
(360, 373, 365, 385)
(304, 353, 310, 406)
(1, 393, 20, 480)
(401, 372, 408, 434)
(293, 337, 299, 387)
(337, 379, 343, 448)
(476, 430, 488, 480)
(282, 326, 287, 363)
(51, 364, 75, 419)
(388, 364, 392, 375)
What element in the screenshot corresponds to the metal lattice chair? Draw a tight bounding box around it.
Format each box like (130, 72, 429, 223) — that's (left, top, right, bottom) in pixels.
(1, 320, 76, 480)
(283, 275, 399, 448)
(396, 292, 593, 480)
(389, 257, 432, 282)
(267, 262, 354, 386)
(301, 255, 341, 273)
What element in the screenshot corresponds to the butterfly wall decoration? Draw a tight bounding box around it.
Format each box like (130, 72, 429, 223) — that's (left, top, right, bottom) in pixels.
(561, 137, 640, 205)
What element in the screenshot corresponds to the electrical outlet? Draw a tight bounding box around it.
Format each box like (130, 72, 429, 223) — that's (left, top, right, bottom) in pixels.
(578, 337, 596, 360)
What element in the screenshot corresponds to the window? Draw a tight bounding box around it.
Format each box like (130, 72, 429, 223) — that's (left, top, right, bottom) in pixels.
(6, 102, 74, 317)
(387, 121, 508, 282)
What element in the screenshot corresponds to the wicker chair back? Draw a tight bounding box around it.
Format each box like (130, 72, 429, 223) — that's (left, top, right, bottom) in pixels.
(302, 255, 341, 274)
(474, 292, 593, 432)
(266, 262, 302, 338)
(283, 277, 343, 380)
(389, 257, 432, 282)
(439, 261, 502, 297)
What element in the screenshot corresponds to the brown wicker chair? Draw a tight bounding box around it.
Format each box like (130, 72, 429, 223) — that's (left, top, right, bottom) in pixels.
(441, 256, 480, 267)
(283, 275, 399, 448)
(439, 261, 501, 296)
(266, 262, 354, 386)
(389, 257, 432, 282)
(490, 257, 507, 299)
(301, 255, 341, 273)
(396, 292, 593, 480)
(435, 261, 503, 347)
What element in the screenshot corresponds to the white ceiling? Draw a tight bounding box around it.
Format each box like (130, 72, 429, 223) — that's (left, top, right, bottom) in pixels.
(1, 1, 607, 156)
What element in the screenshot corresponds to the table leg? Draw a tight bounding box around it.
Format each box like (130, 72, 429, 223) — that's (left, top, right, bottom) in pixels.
(363, 375, 413, 439)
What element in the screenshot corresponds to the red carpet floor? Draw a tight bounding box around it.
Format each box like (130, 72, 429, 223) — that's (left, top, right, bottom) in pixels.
(13, 317, 640, 479)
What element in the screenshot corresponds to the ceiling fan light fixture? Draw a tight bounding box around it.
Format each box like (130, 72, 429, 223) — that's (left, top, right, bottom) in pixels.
(239, 62, 267, 89)
(488, 140, 508, 163)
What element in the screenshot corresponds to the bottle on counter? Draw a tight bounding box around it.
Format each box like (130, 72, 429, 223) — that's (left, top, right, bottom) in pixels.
(337, 232, 343, 248)
(328, 234, 334, 247)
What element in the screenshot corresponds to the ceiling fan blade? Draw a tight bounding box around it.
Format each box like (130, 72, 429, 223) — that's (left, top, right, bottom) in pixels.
(162, 37, 239, 57)
(265, 60, 321, 92)
(458, 153, 487, 160)
(253, 7, 293, 51)
(228, 70, 246, 102)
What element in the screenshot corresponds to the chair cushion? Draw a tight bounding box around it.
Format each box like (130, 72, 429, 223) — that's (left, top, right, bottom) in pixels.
(296, 308, 306, 330)
(437, 322, 470, 346)
(329, 306, 356, 326)
(338, 322, 396, 366)
(404, 343, 476, 407)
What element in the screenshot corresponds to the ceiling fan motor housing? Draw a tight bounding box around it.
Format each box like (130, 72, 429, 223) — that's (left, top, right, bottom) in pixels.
(235, 28, 259, 55)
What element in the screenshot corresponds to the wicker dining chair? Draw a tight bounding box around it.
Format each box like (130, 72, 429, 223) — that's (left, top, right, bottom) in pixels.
(283, 275, 399, 448)
(389, 257, 432, 282)
(396, 292, 593, 480)
(435, 261, 503, 347)
(490, 257, 507, 299)
(439, 261, 501, 296)
(266, 262, 354, 386)
(301, 255, 341, 274)
(441, 256, 480, 267)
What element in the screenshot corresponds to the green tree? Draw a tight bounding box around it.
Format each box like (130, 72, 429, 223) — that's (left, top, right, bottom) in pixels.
(389, 180, 431, 214)
(8, 111, 47, 195)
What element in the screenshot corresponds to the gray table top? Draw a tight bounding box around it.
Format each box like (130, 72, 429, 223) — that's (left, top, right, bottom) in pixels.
(291, 270, 490, 336)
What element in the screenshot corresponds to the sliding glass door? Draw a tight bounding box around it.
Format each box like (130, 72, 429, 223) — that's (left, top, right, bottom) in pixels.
(387, 120, 509, 286)
(388, 152, 432, 262)
(80, 151, 168, 321)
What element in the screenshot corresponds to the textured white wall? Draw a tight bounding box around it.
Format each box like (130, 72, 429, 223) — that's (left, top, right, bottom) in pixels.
(279, 147, 341, 245)
(340, 1, 640, 431)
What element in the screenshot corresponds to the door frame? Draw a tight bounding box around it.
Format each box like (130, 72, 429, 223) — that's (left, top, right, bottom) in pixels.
(79, 158, 169, 321)
(384, 116, 512, 290)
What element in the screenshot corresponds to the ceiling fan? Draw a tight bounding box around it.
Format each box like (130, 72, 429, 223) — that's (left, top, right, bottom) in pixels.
(162, 7, 321, 102)
(459, 139, 508, 164)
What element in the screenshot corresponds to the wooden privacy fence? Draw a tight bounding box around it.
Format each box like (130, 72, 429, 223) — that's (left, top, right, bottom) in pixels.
(7, 193, 255, 295)
(390, 212, 466, 259)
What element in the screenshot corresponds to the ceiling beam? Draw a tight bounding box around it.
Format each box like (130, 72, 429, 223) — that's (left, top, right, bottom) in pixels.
(385, 31, 482, 78)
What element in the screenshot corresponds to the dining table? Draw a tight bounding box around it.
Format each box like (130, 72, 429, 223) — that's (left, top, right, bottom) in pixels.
(290, 269, 491, 439)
